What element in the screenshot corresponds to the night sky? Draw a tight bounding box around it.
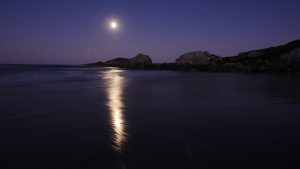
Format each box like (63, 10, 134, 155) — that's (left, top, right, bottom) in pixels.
(1, 0, 300, 64)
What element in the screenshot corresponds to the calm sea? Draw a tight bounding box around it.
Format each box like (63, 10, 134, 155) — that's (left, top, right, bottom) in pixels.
(1, 64, 300, 169)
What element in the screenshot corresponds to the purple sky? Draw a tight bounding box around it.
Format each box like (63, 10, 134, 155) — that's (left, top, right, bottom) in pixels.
(0, 0, 300, 64)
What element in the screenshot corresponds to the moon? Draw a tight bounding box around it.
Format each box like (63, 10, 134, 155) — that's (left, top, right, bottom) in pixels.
(109, 20, 119, 30)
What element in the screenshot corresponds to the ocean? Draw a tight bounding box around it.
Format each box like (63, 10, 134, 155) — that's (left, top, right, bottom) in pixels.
(1, 64, 300, 169)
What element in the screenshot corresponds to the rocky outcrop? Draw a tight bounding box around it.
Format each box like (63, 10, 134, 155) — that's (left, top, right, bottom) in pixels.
(130, 53, 152, 65)
(279, 47, 300, 72)
(85, 39, 300, 74)
(127, 53, 153, 69)
(238, 51, 264, 58)
(281, 48, 300, 62)
(175, 51, 220, 65)
(102, 54, 153, 68)
(105, 58, 130, 67)
(85, 61, 104, 67)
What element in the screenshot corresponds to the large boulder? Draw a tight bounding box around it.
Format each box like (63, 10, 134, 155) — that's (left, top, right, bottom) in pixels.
(176, 51, 220, 65)
(130, 53, 152, 65)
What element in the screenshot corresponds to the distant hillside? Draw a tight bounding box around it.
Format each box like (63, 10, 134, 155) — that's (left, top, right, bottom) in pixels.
(225, 40, 300, 62)
(219, 40, 300, 73)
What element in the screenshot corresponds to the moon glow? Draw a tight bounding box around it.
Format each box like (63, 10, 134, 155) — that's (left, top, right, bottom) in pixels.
(109, 20, 119, 30)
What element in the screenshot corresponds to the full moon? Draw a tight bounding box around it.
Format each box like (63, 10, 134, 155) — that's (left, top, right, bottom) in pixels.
(110, 20, 119, 30)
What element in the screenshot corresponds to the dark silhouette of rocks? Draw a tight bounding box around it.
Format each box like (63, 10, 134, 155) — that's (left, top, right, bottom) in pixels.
(281, 48, 300, 62)
(222, 40, 300, 73)
(176, 51, 220, 65)
(129, 53, 153, 69)
(130, 53, 152, 65)
(105, 58, 131, 67)
(86, 53, 153, 68)
(84, 61, 104, 67)
(86, 39, 300, 75)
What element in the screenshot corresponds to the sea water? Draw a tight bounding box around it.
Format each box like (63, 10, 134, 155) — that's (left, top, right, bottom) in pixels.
(1, 65, 300, 169)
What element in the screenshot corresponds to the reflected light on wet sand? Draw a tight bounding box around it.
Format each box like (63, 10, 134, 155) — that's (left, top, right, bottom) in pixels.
(103, 68, 127, 153)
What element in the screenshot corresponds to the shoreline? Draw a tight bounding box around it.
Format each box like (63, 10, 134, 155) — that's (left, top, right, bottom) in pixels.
(85, 40, 300, 75)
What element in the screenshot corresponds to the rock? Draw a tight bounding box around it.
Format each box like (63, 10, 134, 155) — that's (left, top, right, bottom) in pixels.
(238, 51, 264, 58)
(280, 48, 300, 62)
(103, 54, 153, 68)
(85, 61, 104, 67)
(105, 58, 130, 67)
(280, 48, 300, 72)
(222, 62, 251, 72)
(175, 51, 220, 65)
(130, 53, 152, 65)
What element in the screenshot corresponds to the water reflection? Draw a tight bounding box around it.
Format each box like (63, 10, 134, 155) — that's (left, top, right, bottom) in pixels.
(103, 68, 127, 153)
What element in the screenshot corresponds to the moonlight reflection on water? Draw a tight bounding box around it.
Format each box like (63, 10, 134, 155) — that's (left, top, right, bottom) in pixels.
(103, 68, 127, 153)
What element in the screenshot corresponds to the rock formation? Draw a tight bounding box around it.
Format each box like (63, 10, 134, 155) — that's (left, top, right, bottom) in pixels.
(105, 58, 130, 67)
(85, 61, 104, 67)
(175, 51, 220, 65)
(130, 53, 152, 65)
(238, 51, 264, 58)
(281, 48, 300, 62)
(101, 53, 153, 68)
(85, 39, 300, 74)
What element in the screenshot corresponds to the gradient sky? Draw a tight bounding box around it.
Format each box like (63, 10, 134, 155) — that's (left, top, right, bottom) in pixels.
(1, 0, 300, 64)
